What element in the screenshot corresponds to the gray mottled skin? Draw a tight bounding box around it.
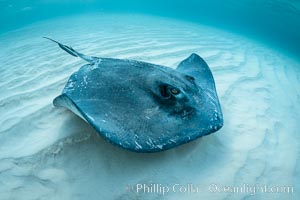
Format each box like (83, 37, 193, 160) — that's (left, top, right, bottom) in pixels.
(46, 38, 223, 152)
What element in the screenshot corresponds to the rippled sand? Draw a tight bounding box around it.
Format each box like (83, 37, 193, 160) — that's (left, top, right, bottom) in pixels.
(0, 14, 299, 200)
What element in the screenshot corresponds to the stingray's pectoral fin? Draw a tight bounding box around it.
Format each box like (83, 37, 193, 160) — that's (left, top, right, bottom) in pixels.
(53, 94, 86, 121)
(43, 37, 95, 63)
(177, 53, 216, 90)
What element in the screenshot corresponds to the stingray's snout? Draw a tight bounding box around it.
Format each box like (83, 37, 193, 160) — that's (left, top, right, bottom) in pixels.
(216, 112, 224, 129)
(209, 110, 224, 133)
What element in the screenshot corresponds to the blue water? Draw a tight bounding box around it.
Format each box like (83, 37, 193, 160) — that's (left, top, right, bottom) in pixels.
(1, 0, 300, 58)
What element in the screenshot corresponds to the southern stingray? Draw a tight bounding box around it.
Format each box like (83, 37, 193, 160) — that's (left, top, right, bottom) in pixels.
(45, 37, 223, 152)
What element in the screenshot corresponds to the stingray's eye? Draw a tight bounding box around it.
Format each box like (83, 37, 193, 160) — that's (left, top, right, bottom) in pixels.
(159, 84, 181, 100)
(170, 87, 180, 95)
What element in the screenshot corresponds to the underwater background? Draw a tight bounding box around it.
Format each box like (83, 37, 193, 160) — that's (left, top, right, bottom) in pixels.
(1, 0, 300, 58)
(0, 0, 300, 200)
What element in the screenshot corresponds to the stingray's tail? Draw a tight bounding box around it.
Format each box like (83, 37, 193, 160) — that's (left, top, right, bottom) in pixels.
(43, 37, 95, 63)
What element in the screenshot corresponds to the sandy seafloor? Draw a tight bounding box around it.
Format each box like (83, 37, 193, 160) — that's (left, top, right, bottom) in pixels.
(0, 14, 300, 200)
